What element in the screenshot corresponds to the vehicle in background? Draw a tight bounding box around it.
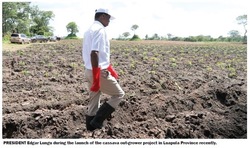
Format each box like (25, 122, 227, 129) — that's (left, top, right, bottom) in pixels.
(56, 36, 61, 41)
(10, 33, 31, 44)
(31, 35, 49, 43)
(48, 36, 57, 42)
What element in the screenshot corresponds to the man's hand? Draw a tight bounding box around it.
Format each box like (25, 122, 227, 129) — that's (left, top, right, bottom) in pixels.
(90, 67, 101, 92)
(107, 64, 118, 79)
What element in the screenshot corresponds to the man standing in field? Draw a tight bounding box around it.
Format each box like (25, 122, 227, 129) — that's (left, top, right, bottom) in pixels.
(82, 8, 125, 131)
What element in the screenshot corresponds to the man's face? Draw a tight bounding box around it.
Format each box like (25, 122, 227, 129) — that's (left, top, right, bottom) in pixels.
(100, 14, 111, 27)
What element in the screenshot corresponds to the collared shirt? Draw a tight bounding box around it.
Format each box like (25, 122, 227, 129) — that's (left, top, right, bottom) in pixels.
(82, 21, 110, 70)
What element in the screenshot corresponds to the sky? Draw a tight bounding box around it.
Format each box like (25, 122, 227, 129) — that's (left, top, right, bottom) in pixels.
(28, 0, 248, 39)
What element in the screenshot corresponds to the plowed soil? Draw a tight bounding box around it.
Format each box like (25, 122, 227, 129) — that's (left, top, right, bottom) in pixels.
(2, 40, 247, 139)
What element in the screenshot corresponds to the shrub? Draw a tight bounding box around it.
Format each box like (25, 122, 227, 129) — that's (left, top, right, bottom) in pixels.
(65, 34, 79, 39)
(130, 35, 141, 41)
(2, 33, 11, 43)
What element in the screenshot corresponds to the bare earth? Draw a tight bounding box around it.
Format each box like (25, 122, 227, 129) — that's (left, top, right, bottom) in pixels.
(2, 40, 247, 138)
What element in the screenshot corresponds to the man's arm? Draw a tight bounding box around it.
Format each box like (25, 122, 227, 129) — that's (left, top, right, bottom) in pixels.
(91, 50, 99, 68)
(90, 29, 103, 91)
(90, 50, 100, 92)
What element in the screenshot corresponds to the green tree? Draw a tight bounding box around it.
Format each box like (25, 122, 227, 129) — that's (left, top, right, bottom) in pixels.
(131, 24, 139, 36)
(30, 9, 54, 36)
(66, 22, 79, 36)
(228, 30, 241, 41)
(236, 14, 247, 43)
(2, 2, 31, 35)
(2, 2, 55, 37)
(167, 33, 173, 40)
(152, 33, 160, 40)
(122, 32, 130, 39)
(130, 24, 140, 41)
(218, 36, 226, 42)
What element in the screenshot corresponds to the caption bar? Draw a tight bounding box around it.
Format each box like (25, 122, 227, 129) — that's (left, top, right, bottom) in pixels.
(3, 140, 217, 146)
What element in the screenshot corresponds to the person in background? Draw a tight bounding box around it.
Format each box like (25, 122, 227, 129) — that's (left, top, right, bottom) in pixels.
(82, 8, 125, 131)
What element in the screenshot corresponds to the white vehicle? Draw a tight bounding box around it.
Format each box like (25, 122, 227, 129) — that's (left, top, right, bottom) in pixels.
(10, 33, 30, 44)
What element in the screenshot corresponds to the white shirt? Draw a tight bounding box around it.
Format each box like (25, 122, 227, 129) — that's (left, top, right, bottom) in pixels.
(82, 21, 110, 70)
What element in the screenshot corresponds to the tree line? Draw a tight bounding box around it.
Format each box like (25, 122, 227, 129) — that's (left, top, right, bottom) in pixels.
(118, 15, 247, 43)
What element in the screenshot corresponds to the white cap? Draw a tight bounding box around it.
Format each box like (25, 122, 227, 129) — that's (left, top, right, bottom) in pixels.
(95, 8, 115, 20)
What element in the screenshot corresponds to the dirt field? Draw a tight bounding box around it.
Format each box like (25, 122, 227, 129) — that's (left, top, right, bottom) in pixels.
(2, 42, 31, 51)
(2, 40, 247, 138)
